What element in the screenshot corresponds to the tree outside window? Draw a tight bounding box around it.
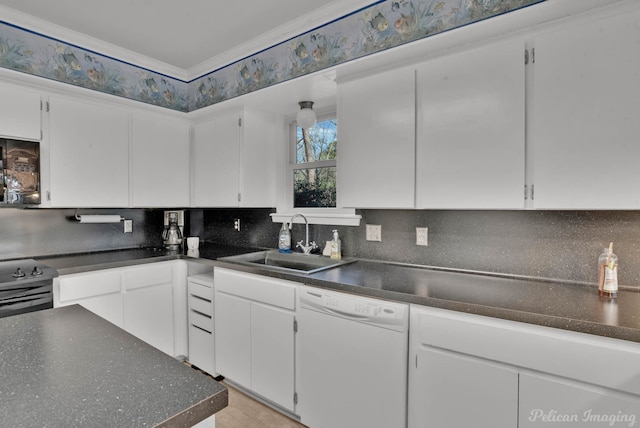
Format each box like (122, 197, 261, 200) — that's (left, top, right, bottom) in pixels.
(294, 119, 337, 208)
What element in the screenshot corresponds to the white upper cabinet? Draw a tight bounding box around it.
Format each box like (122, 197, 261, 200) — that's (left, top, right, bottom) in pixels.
(416, 39, 525, 209)
(192, 108, 277, 207)
(337, 66, 416, 208)
(531, 7, 640, 209)
(131, 110, 190, 207)
(48, 95, 129, 207)
(0, 81, 42, 141)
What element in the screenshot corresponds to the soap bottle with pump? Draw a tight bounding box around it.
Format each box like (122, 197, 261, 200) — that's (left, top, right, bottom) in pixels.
(330, 229, 341, 260)
(278, 223, 291, 253)
(598, 242, 618, 298)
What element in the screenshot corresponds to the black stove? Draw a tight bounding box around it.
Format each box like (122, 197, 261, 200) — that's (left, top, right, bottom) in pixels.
(0, 258, 57, 318)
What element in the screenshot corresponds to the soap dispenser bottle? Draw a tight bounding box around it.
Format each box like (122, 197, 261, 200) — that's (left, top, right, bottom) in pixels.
(278, 223, 291, 253)
(598, 242, 618, 298)
(330, 229, 341, 260)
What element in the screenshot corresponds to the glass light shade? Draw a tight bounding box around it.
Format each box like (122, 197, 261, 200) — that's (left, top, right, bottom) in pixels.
(296, 101, 316, 128)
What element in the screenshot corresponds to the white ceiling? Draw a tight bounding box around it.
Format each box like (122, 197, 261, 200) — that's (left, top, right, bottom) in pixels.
(0, 0, 367, 72)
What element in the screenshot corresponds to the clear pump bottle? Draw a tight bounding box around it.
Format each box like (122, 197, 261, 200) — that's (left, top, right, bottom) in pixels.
(598, 243, 618, 299)
(278, 223, 291, 253)
(330, 230, 341, 260)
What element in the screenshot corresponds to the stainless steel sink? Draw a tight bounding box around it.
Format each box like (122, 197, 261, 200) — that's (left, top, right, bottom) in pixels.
(219, 250, 353, 274)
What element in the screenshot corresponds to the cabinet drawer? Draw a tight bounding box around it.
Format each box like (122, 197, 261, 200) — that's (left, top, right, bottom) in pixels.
(189, 324, 215, 375)
(189, 281, 212, 301)
(124, 263, 173, 290)
(214, 268, 296, 310)
(190, 310, 213, 332)
(59, 271, 121, 302)
(189, 273, 214, 287)
(412, 305, 640, 396)
(190, 294, 213, 315)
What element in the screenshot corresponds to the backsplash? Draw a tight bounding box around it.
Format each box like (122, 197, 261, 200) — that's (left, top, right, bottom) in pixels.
(0, 208, 165, 260)
(198, 209, 640, 287)
(2, 207, 640, 287)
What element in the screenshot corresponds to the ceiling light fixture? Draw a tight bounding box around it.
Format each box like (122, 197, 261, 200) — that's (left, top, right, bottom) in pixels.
(296, 101, 316, 129)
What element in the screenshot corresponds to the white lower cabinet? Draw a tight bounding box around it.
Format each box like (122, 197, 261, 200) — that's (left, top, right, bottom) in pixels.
(54, 261, 186, 357)
(188, 274, 216, 376)
(410, 347, 518, 428)
(409, 305, 640, 428)
(123, 262, 177, 356)
(520, 373, 640, 427)
(55, 269, 123, 328)
(213, 267, 296, 413)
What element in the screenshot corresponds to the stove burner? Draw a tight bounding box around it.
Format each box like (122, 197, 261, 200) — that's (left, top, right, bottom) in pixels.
(31, 266, 43, 276)
(12, 268, 26, 279)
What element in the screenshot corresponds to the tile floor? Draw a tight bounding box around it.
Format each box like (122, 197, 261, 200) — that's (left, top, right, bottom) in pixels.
(215, 381, 307, 428)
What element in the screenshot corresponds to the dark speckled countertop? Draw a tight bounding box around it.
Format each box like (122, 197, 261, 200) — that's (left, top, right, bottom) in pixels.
(0, 304, 227, 427)
(37, 244, 640, 344)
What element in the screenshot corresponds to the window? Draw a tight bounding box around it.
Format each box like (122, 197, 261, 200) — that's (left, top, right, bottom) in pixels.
(292, 117, 337, 208)
(271, 111, 360, 226)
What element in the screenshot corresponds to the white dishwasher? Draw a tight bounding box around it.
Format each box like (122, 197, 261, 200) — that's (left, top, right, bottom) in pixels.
(297, 285, 409, 428)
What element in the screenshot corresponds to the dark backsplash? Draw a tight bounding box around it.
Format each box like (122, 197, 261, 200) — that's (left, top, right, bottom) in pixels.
(2, 207, 640, 287)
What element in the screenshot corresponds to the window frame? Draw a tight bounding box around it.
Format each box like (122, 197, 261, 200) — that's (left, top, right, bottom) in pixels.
(271, 110, 361, 226)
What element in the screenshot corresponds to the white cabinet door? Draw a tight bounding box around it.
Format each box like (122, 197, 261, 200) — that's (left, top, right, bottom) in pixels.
(409, 347, 518, 428)
(520, 373, 640, 427)
(131, 111, 190, 207)
(251, 302, 295, 411)
(192, 110, 240, 207)
(239, 109, 277, 208)
(214, 291, 251, 387)
(123, 262, 176, 356)
(192, 108, 277, 208)
(0, 81, 41, 141)
(337, 66, 416, 208)
(124, 283, 174, 355)
(416, 39, 525, 209)
(48, 96, 129, 207)
(532, 9, 640, 209)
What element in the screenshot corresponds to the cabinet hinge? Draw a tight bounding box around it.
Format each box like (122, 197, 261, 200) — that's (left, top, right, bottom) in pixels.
(237, 193, 242, 202)
(531, 184, 535, 200)
(525, 48, 536, 65)
(238, 117, 242, 127)
(46, 191, 51, 202)
(294, 392, 298, 405)
(293, 319, 298, 333)
(524, 184, 528, 200)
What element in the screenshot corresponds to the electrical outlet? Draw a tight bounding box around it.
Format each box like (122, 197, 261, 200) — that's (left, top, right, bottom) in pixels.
(416, 227, 428, 246)
(124, 219, 133, 233)
(234, 218, 241, 231)
(366, 224, 382, 242)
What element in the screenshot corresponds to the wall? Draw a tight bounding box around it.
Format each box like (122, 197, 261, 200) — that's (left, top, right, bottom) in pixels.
(0, 207, 165, 260)
(4, 207, 639, 289)
(198, 209, 640, 288)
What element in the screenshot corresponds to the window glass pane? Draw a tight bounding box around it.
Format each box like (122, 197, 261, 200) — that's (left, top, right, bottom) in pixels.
(296, 119, 337, 164)
(294, 167, 336, 208)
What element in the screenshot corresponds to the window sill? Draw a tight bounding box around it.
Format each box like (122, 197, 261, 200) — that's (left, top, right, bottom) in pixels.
(270, 210, 361, 226)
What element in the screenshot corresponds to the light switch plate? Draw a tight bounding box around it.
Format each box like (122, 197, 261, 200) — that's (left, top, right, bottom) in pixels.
(416, 227, 428, 246)
(124, 219, 133, 233)
(366, 224, 382, 242)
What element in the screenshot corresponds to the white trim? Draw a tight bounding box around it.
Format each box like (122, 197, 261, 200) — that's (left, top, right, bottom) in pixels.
(271, 211, 361, 227)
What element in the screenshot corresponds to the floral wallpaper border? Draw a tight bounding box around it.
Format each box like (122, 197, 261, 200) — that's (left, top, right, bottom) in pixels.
(0, 0, 543, 112)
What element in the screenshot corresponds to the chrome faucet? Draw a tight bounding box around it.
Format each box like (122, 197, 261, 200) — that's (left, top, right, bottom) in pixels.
(288, 213, 317, 255)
